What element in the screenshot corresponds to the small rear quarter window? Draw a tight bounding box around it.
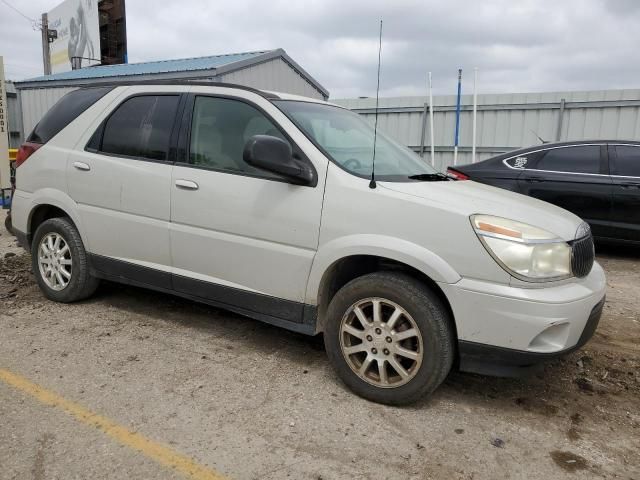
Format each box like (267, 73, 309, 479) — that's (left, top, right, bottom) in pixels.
(28, 87, 113, 144)
(504, 155, 530, 169)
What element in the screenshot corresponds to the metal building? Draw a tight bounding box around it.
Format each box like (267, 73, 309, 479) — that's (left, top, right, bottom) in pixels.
(335, 89, 640, 170)
(5, 82, 23, 149)
(12, 48, 328, 139)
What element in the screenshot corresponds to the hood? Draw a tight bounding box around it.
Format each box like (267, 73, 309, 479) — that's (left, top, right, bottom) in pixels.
(379, 180, 585, 241)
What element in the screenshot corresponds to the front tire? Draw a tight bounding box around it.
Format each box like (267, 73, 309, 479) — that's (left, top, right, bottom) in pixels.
(31, 217, 99, 303)
(324, 272, 455, 405)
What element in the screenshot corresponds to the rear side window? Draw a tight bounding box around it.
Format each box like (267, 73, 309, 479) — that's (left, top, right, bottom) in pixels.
(28, 87, 113, 143)
(612, 145, 640, 177)
(535, 146, 601, 174)
(99, 95, 180, 161)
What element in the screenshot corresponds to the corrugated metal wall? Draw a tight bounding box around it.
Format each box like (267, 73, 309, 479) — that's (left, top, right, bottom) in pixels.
(334, 89, 640, 171)
(6, 82, 23, 148)
(217, 58, 325, 100)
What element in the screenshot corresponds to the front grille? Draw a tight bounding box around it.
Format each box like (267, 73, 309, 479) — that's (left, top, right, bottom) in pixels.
(570, 234, 595, 278)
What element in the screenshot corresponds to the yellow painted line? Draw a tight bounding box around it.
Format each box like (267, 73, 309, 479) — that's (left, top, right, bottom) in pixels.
(0, 368, 227, 480)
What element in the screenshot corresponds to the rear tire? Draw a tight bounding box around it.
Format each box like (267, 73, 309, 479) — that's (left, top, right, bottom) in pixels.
(4, 213, 12, 235)
(324, 272, 455, 405)
(31, 217, 99, 303)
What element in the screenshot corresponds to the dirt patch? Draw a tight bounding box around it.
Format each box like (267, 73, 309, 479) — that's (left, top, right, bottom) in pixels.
(0, 253, 34, 300)
(514, 396, 560, 416)
(32, 433, 54, 480)
(550, 450, 589, 473)
(566, 426, 580, 441)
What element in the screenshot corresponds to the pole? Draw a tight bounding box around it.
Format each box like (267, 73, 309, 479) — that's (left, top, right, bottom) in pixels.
(471, 67, 478, 163)
(453, 68, 462, 166)
(428, 72, 435, 166)
(41, 13, 51, 75)
(555, 98, 565, 142)
(419, 102, 427, 158)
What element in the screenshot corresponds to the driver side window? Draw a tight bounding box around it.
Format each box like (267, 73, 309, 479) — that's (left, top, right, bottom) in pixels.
(189, 96, 288, 178)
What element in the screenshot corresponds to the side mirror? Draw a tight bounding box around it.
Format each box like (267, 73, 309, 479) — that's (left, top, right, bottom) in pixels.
(243, 135, 314, 185)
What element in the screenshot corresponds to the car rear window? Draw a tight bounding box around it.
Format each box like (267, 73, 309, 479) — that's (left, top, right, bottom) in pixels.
(535, 146, 601, 174)
(28, 87, 113, 144)
(612, 145, 640, 177)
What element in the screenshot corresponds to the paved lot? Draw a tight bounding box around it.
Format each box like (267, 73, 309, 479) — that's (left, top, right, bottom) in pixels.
(1, 225, 638, 480)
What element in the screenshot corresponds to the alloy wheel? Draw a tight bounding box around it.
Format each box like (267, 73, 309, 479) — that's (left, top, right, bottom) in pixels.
(340, 297, 423, 388)
(37, 232, 72, 291)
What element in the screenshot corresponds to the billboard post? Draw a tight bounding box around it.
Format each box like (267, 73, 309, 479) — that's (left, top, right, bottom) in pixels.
(0, 57, 10, 189)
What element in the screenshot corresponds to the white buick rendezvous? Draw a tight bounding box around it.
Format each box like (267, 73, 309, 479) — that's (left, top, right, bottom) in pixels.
(11, 83, 606, 404)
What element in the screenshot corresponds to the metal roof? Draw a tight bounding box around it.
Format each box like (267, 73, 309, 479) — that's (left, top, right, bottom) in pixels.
(13, 48, 329, 98)
(22, 50, 269, 83)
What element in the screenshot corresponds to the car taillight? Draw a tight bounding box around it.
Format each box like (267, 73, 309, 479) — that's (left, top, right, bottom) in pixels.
(15, 142, 42, 168)
(447, 167, 470, 181)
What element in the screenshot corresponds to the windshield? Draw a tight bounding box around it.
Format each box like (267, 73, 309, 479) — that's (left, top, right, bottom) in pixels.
(274, 100, 440, 181)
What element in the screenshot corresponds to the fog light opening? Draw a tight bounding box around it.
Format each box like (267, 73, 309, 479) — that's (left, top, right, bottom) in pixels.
(528, 322, 570, 353)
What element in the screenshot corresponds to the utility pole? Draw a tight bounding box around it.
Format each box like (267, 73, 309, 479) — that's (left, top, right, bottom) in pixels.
(428, 72, 435, 166)
(453, 68, 462, 166)
(41, 13, 51, 75)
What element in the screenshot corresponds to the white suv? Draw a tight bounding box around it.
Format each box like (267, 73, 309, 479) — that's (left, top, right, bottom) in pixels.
(11, 83, 606, 405)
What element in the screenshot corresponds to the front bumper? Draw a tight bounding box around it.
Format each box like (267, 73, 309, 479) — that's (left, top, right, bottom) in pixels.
(458, 297, 604, 376)
(439, 262, 607, 376)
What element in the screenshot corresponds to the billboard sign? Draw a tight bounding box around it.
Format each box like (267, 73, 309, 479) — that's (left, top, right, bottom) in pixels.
(48, 0, 100, 74)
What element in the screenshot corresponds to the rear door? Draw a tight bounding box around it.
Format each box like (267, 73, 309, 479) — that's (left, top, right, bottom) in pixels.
(67, 86, 185, 287)
(607, 144, 640, 242)
(169, 91, 326, 323)
(518, 144, 613, 237)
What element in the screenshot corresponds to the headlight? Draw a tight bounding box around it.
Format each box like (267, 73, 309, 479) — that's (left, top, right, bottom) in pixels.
(471, 215, 572, 282)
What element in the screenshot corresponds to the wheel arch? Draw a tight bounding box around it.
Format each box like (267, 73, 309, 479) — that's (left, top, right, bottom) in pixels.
(25, 190, 86, 249)
(307, 235, 461, 335)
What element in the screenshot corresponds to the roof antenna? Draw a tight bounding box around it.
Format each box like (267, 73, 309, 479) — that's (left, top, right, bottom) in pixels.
(530, 129, 547, 144)
(369, 20, 383, 189)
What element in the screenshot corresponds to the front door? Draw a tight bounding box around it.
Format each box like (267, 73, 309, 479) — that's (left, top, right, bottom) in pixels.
(170, 93, 326, 323)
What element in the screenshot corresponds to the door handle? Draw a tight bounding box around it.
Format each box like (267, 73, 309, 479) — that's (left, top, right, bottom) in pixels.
(525, 177, 544, 183)
(73, 161, 91, 171)
(620, 182, 640, 189)
(175, 179, 199, 190)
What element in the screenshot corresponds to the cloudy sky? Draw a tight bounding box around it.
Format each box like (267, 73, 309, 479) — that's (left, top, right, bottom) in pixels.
(1, 0, 639, 98)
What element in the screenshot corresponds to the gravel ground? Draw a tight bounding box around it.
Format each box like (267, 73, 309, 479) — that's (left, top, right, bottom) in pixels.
(0, 224, 638, 480)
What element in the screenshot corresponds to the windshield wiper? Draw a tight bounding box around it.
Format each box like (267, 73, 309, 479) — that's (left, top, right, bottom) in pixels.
(407, 173, 450, 181)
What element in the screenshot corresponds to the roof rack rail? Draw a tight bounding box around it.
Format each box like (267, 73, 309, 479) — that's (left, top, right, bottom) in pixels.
(74, 79, 280, 100)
